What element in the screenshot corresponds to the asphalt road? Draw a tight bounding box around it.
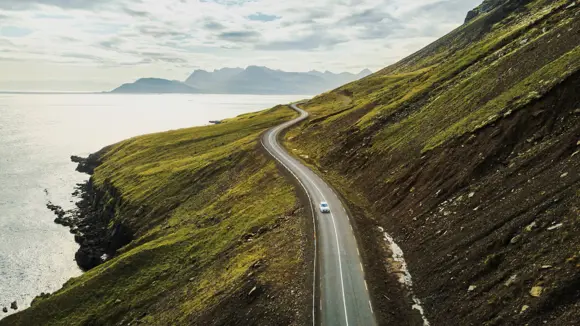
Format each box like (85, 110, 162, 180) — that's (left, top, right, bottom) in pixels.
(261, 104, 377, 326)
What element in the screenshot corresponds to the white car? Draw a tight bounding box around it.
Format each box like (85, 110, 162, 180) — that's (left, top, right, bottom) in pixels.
(319, 201, 330, 213)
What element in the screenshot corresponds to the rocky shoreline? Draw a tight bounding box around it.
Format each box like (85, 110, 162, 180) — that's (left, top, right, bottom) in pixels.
(47, 153, 133, 271)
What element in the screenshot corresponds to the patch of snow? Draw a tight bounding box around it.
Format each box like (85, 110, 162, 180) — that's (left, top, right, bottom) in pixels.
(379, 226, 431, 326)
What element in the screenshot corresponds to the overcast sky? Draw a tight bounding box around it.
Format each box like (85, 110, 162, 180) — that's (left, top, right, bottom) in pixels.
(0, 0, 482, 91)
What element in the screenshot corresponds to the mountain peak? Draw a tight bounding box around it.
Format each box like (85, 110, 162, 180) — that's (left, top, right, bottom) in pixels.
(113, 66, 371, 95)
(245, 65, 270, 72)
(357, 69, 372, 77)
(464, 0, 525, 23)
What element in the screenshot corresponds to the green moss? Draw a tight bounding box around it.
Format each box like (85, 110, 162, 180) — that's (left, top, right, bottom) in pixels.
(425, 46, 580, 151)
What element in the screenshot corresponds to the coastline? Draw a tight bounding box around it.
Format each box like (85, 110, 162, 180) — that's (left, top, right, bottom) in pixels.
(46, 148, 133, 271)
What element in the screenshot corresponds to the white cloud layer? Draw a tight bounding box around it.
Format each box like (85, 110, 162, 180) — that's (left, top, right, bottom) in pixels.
(0, 0, 482, 91)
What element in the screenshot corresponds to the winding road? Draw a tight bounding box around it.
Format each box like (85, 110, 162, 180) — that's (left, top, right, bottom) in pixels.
(261, 104, 377, 326)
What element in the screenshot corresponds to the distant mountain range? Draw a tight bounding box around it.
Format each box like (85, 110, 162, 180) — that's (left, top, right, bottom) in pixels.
(110, 66, 372, 95)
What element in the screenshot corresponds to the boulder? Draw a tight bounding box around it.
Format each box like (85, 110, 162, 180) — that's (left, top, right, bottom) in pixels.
(530, 286, 543, 297)
(547, 223, 563, 231)
(248, 286, 257, 296)
(71, 154, 101, 175)
(520, 305, 529, 313)
(75, 248, 103, 271)
(504, 274, 518, 287)
(510, 234, 522, 244)
(2, 307, 7, 313)
(10, 301, 17, 310)
(465, 9, 479, 23)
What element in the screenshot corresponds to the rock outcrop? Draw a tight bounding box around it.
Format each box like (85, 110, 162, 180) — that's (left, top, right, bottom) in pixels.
(71, 153, 101, 175)
(465, 0, 532, 23)
(45, 154, 134, 271)
(67, 180, 133, 271)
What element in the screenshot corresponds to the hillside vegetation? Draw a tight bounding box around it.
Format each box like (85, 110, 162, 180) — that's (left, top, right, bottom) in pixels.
(286, 0, 579, 324)
(1, 107, 312, 325)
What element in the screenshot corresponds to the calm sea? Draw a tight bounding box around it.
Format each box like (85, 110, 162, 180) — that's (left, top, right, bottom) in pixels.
(0, 93, 305, 318)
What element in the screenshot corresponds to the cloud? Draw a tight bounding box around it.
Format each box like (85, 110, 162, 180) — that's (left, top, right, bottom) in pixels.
(0, 26, 33, 37)
(217, 30, 261, 42)
(257, 32, 347, 51)
(98, 38, 123, 50)
(200, 0, 255, 5)
(339, 7, 403, 39)
(247, 12, 279, 22)
(123, 7, 151, 18)
(0, 38, 14, 46)
(62, 51, 106, 63)
(0, 0, 484, 91)
(340, 8, 391, 25)
(203, 20, 226, 30)
(0, 0, 112, 10)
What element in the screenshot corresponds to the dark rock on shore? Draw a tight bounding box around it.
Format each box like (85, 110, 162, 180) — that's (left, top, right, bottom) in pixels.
(75, 247, 104, 271)
(30, 292, 51, 307)
(46, 202, 66, 219)
(71, 152, 103, 175)
(54, 216, 74, 227)
(63, 179, 133, 271)
(45, 150, 134, 271)
(10, 301, 17, 310)
(2, 307, 7, 313)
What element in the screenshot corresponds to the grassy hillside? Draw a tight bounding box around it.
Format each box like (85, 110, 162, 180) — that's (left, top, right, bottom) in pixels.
(2, 106, 312, 325)
(286, 0, 579, 324)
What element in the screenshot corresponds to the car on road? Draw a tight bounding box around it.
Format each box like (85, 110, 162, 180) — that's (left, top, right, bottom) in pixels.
(319, 201, 330, 213)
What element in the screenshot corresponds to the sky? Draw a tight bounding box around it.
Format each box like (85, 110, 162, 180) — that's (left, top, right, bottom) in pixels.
(0, 0, 482, 91)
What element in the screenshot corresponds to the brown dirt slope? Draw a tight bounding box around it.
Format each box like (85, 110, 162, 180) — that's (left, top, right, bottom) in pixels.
(286, 0, 579, 325)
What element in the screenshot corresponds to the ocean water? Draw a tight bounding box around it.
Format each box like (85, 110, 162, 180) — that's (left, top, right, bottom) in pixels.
(0, 93, 305, 318)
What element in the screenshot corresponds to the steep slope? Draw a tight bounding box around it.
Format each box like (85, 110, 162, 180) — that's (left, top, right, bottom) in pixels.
(1, 107, 312, 325)
(285, 0, 579, 325)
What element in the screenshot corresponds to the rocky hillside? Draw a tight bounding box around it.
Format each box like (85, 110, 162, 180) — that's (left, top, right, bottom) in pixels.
(286, 0, 579, 324)
(1, 107, 312, 325)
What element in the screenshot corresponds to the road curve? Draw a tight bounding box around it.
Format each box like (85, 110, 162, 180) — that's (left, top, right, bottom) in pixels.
(261, 104, 377, 326)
